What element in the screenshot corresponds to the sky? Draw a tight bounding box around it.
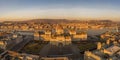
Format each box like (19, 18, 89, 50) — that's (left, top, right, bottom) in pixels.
(0, 0, 120, 21)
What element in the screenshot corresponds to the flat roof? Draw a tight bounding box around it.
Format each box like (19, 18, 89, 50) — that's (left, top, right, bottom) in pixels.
(106, 45, 120, 55)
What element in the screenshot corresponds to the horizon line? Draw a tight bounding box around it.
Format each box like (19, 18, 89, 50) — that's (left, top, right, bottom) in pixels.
(0, 18, 119, 22)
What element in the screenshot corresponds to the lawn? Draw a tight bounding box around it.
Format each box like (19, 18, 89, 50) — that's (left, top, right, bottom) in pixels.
(76, 43, 97, 52)
(21, 40, 47, 55)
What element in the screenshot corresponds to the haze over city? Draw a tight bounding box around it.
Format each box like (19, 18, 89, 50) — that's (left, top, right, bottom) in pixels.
(1, 0, 120, 60)
(0, 0, 120, 21)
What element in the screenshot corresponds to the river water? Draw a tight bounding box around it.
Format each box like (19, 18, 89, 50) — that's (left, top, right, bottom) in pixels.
(87, 28, 117, 36)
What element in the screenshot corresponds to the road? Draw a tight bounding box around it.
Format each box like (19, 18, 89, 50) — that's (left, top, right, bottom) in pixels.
(10, 35, 33, 52)
(39, 44, 51, 57)
(39, 44, 82, 60)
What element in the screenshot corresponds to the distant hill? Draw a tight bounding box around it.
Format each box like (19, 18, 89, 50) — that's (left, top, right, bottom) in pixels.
(22, 19, 84, 23)
(1, 19, 113, 24)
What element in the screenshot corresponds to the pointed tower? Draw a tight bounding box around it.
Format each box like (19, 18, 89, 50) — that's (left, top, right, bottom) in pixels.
(97, 42, 102, 50)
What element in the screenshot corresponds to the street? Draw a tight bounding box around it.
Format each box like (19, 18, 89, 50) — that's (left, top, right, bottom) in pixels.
(10, 35, 33, 52)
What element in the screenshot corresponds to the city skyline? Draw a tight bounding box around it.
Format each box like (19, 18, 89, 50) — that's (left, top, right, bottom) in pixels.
(0, 0, 120, 21)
